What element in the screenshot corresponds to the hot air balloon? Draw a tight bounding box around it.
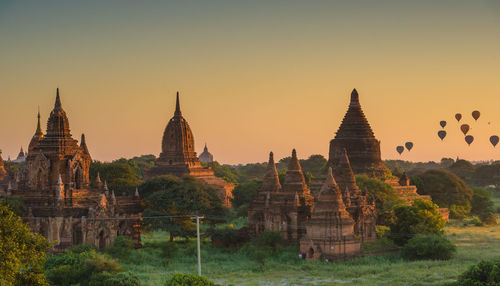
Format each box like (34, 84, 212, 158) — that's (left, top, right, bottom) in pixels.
(440, 121, 447, 128)
(438, 130, 447, 141)
(405, 142, 414, 151)
(472, 110, 480, 121)
(465, 135, 474, 146)
(461, 124, 470, 135)
(490, 135, 499, 147)
(396, 146, 404, 155)
(455, 113, 462, 122)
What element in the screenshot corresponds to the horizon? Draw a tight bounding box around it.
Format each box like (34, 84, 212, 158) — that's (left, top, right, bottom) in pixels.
(1, 1, 500, 164)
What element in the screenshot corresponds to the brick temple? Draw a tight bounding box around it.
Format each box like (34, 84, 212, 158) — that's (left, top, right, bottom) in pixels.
(146, 93, 234, 207)
(0, 89, 142, 252)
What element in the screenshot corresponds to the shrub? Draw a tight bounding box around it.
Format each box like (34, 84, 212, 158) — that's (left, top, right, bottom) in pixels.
(207, 228, 248, 247)
(402, 234, 456, 260)
(45, 250, 123, 286)
(356, 175, 401, 223)
(471, 188, 497, 225)
(249, 231, 285, 248)
(462, 216, 483, 227)
(376, 225, 390, 239)
(106, 236, 135, 260)
(414, 169, 473, 218)
(164, 272, 215, 286)
(389, 199, 446, 246)
(89, 272, 142, 286)
(457, 260, 500, 285)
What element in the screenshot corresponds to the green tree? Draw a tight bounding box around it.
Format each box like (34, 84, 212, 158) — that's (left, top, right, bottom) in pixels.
(202, 161, 240, 183)
(413, 169, 473, 218)
(231, 179, 262, 209)
(472, 163, 500, 186)
(471, 187, 497, 225)
(389, 199, 446, 246)
(142, 175, 228, 241)
(457, 260, 500, 286)
(90, 161, 140, 194)
(355, 175, 401, 223)
(448, 159, 475, 183)
(0, 203, 50, 285)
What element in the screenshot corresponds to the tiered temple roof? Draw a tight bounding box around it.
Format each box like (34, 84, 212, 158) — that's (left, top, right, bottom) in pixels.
(199, 144, 214, 164)
(329, 89, 390, 177)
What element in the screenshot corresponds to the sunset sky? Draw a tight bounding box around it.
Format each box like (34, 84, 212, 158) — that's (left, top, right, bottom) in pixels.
(1, 0, 500, 164)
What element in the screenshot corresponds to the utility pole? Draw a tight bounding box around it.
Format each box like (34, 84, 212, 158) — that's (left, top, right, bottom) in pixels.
(192, 215, 204, 275)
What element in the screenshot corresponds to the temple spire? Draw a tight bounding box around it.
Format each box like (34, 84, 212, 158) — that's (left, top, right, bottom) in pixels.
(55, 88, 62, 110)
(174, 92, 182, 116)
(350, 88, 360, 107)
(287, 149, 302, 171)
(80, 133, 89, 155)
(260, 151, 281, 192)
(35, 107, 43, 136)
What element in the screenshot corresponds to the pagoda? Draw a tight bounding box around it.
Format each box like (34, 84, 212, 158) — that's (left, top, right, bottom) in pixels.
(248, 149, 314, 241)
(199, 144, 214, 164)
(300, 167, 360, 261)
(328, 89, 390, 177)
(8, 89, 143, 251)
(147, 93, 234, 207)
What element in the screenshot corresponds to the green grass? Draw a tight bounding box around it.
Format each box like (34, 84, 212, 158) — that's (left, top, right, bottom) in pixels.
(119, 219, 500, 286)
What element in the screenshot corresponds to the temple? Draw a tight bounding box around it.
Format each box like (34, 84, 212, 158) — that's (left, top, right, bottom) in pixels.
(300, 168, 360, 261)
(328, 89, 390, 177)
(3, 89, 143, 252)
(146, 93, 234, 207)
(248, 149, 315, 241)
(199, 144, 214, 164)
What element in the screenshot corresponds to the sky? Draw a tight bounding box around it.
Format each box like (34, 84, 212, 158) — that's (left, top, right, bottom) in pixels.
(1, 0, 500, 164)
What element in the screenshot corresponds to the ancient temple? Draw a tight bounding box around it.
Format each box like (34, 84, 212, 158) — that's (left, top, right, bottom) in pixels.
(248, 149, 314, 241)
(0, 151, 7, 181)
(14, 146, 27, 163)
(7, 89, 142, 252)
(333, 149, 377, 242)
(146, 93, 234, 207)
(199, 144, 214, 164)
(300, 168, 360, 261)
(328, 89, 390, 177)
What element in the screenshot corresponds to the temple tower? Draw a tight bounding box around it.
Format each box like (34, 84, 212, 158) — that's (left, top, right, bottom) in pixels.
(25, 88, 91, 191)
(199, 144, 214, 164)
(147, 92, 234, 206)
(300, 167, 360, 261)
(328, 89, 389, 177)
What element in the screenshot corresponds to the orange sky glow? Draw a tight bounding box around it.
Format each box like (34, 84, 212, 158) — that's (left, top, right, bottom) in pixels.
(1, 1, 500, 164)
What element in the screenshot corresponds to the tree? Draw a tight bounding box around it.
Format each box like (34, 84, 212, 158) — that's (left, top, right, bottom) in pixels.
(0, 203, 50, 285)
(470, 187, 497, 225)
(142, 175, 228, 241)
(472, 163, 500, 187)
(389, 199, 446, 246)
(457, 260, 500, 285)
(355, 175, 401, 223)
(413, 169, 473, 218)
(90, 161, 140, 194)
(231, 179, 262, 217)
(202, 161, 240, 183)
(448, 159, 475, 183)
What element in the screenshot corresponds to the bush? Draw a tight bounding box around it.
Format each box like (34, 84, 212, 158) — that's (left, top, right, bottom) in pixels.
(456, 260, 500, 285)
(376, 225, 390, 239)
(207, 228, 248, 247)
(413, 169, 473, 218)
(106, 236, 135, 260)
(389, 199, 446, 246)
(249, 231, 285, 248)
(45, 250, 123, 286)
(402, 234, 456, 260)
(89, 272, 141, 286)
(164, 272, 215, 286)
(356, 175, 401, 224)
(462, 216, 483, 227)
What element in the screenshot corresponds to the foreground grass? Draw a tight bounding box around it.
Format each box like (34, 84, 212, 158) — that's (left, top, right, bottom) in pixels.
(120, 221, 500, 286)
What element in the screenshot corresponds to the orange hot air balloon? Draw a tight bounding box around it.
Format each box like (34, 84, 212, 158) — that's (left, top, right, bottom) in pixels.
(490, 135, 499, 147)
(396, 146, 404, 155)
(465, 135, 474, 146)
(455, 113, 462, 122)
(440, 121, 447, 128)
(438, 130, 447, 140)
(472, 110, 480, 121)
(461, 124, 470, 135)
(405, 142, 414, 151)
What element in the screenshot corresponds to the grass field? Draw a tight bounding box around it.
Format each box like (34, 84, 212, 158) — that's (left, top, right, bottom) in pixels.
(118, 217, 500, 286)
